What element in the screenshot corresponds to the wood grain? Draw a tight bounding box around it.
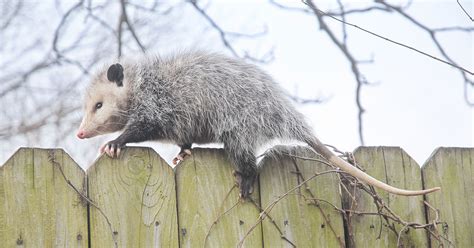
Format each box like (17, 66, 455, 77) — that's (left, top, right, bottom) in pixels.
(87, 147, 178, 247)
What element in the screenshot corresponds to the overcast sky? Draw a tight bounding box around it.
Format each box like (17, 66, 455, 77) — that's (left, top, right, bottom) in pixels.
(1, 0, 472, 168)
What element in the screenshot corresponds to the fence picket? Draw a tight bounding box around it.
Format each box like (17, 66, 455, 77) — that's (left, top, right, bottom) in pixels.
(259, 146, 346, 247)
(87, 147, 178, 247)
(175, 148, 263, 248)
(343, 147, 428, 247)
(0, 148, 88, 247)
(422, 148, 474, 247)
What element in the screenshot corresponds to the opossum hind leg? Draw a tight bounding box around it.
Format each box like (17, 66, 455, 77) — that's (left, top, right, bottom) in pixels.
(172, 144, 192, 165)
(226, 147, 258, 199)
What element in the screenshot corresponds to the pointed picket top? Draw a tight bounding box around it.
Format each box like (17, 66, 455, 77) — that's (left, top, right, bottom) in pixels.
(175, 148, 263, 248)
(259, 146, 345, 247)
(87, 146, 178, 248)
(0, 147, 88, 247)
(346, 146, 428, 248)
(422, 147, 474, 247)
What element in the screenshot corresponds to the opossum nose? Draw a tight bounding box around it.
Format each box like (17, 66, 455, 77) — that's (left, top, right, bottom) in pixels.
(77, 130, 87, 139)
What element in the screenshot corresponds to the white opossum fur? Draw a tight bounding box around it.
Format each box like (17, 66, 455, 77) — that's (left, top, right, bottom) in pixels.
(77, 51, 440, 198)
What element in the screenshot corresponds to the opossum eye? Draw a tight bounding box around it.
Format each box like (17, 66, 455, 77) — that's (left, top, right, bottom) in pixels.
(95, 102, 103, 110)
(107, 63, 124, 87)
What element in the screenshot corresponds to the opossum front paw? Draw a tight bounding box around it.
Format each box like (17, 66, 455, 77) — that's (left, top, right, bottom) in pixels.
(100, 140, 125, 158)
(172, 149, 192, 165)
(233, 171, 256, 199)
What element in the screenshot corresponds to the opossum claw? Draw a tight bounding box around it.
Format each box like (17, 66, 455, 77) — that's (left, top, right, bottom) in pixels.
(172, 148, 192, 165)
(109, 146, 115, 157)
(172, 153, 187, 165)
(172, 155, 184, 165)
(183, 149, 192, 156)
(233, 170, 255, 199)
(101, 140, 124, 158)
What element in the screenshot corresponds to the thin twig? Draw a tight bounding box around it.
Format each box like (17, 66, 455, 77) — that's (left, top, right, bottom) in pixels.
(457, 0, 474, 21)
(203, 185, 239, 248)
(117, 12, 124, 58)
(119, 0, 146, 53)
(251, 199, 297, 247)
(238, 169, 342, 247)
(290, 159, 345, 247)
(52, 1, 84, 55)
(189, 0, 273, 63)
(188, 0, 238, 56)
(47, 150, 118, 248)
(304, 0, 367, 145)
(304, 0, 473, 75)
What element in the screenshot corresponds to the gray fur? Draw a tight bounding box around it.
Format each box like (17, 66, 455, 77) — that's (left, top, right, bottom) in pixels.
(120, 51, 315, 159)
(128, 52, 311, 145)
(95, 51, 318, 195)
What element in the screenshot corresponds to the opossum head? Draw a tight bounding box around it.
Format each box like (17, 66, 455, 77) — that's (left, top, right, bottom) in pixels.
(77, 63, 130, 139)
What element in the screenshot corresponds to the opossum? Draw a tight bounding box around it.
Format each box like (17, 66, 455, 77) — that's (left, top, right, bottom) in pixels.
(77, 51, 440, 198)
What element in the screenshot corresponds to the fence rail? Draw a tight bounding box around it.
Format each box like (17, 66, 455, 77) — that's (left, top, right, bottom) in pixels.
(0, 146, 472, 247)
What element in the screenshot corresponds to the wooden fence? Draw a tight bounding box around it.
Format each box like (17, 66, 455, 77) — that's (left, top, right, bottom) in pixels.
(0, 146, 472, 247)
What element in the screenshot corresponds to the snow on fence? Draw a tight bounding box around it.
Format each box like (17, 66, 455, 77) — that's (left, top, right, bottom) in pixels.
(0, 146, 472, 247)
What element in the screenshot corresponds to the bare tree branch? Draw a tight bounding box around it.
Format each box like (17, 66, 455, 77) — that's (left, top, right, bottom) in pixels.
(326, 6, 391, 16)
(52, 1, 84, 56)
(286, 93, 327, 105)
(0, 59, 55, 98)
(269, 0, 311, 13)
(119, 0, 146, 53)
(127, 0, 172, 15)
(457, 0, 474, 21)
(117, 12, 124, 58)
(84, 5, 117, 36)
(271, 0, 474, 144)
(188, 0, 273, 63)
(377, 0, 474, 105)
(189, 0, 238, 56)
(305, 0, 473, 76)
(336, 0, 348, 46)
(1, 0, 23, 31)
(432, 26, 474, 32)
(304, 0, 367, 145)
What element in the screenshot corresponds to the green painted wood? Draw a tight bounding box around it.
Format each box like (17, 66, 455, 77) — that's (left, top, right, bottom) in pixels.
(259, 146, 345, 247)
(1, 146, 470, 247)
(0, 148, 88, 247)
(344, 147, 428, 248)
(87, 147, 178, 247)
(175, 148, 262, 248)
(422, 148, 474, 247)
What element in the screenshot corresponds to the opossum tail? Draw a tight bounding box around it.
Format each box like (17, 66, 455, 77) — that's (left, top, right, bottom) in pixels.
(304, 136, 441, 196)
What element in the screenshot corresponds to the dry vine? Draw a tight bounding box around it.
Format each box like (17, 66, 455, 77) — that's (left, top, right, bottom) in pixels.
(233, 146, 453, 247)
(47, 150, 119, 248)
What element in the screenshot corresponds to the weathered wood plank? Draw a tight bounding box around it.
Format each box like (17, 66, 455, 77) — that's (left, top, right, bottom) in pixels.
(87, 147, 178, 247)
(0, 148, 88, 247)
(175, 148, 262, 248)
(259, 146, 345, 247)
(344, 147, 428, 247)
(422, 147, 474, 247)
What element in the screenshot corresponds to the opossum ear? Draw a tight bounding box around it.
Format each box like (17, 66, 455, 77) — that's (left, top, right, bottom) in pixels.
(107, 63, 124, 87)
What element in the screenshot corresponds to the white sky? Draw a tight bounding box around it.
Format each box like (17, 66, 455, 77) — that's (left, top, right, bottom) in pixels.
(1, 0, 473, 168)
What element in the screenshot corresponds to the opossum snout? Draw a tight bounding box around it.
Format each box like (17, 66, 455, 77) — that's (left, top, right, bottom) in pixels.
(77, 130, 87, 139)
